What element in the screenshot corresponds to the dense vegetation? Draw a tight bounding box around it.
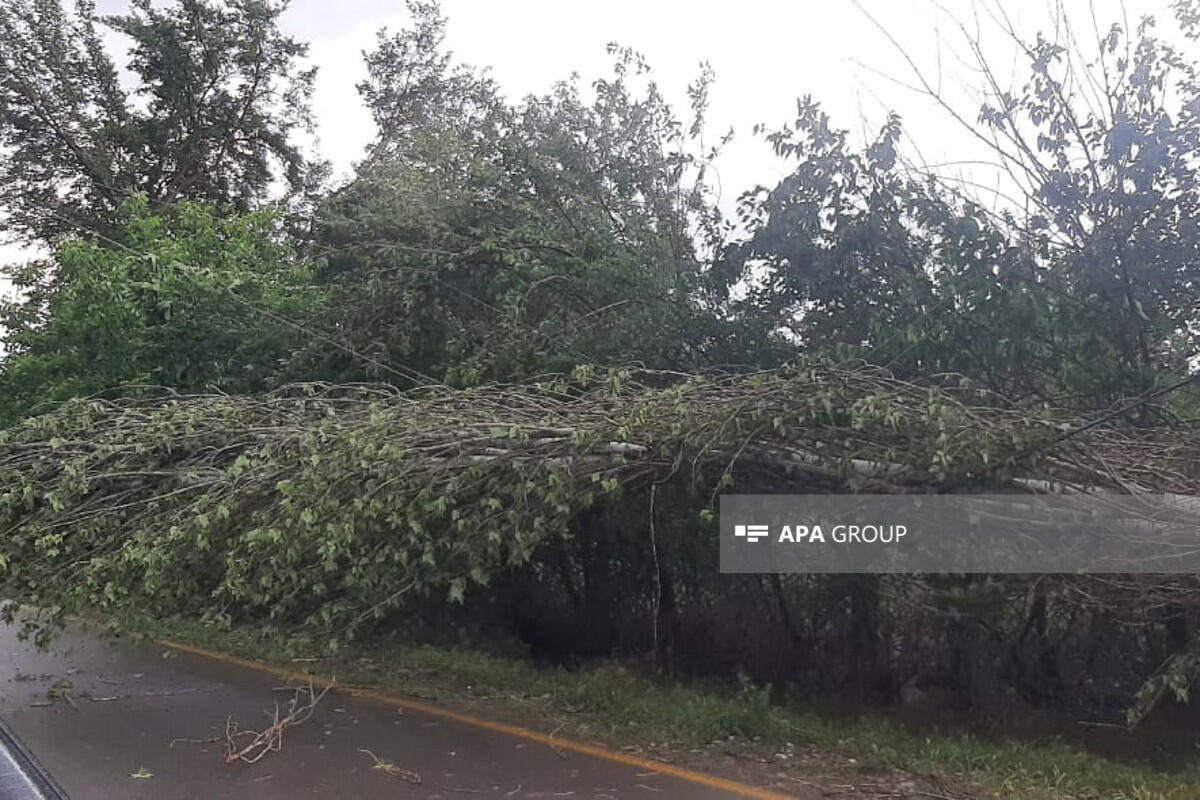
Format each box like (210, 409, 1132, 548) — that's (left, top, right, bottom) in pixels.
(5, 0, 1200, 751)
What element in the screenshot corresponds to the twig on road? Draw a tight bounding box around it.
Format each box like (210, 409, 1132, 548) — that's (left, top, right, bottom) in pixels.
(357, 748, 422, 784)
(224, 678, 332, 764)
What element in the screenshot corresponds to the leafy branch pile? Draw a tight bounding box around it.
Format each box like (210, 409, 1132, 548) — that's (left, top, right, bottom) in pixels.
(2, 364, 1197, 644)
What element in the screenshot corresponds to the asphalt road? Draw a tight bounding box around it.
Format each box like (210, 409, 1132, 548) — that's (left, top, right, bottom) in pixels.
(0, 622, 798, 799)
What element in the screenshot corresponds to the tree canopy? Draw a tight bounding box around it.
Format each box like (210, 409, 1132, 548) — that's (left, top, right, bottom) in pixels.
(0, 0, 321, 245)
(306, 2, 727, 386)
(0, 198, 320, 424)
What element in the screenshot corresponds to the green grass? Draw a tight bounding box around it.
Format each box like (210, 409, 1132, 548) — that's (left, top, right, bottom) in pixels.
(126, 616, 1200, 799)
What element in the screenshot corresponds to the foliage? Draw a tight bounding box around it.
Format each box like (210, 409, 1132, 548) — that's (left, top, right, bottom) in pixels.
(713, 105, 1076, 399)
(0, 198, 322, 424)
(1, 363, 1194, 643)
(715, 3, 1200, 403)
(304, 1, 729, 386)
(965, 3, 1200, 385)
(0, 0, 322, 245)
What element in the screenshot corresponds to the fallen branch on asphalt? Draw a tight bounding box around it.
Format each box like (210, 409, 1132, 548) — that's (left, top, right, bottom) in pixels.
(223, 678, 332, 764)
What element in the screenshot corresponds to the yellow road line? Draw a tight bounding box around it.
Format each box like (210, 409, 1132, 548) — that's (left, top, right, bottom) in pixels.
(159, 639, 797, 799)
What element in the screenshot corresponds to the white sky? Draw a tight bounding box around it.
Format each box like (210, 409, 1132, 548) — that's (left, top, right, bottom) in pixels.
(0, 0, 1177, 303)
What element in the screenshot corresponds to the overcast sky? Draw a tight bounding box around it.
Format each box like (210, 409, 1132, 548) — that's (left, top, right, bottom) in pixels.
(0, 0, 1177, 299)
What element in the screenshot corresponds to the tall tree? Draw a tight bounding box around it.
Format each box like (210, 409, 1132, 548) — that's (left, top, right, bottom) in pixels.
(862, 0, 1200, 397)
(304, 1, 728, 386)
(719, 1, 1200, 403)
(0, 0, 322, 246)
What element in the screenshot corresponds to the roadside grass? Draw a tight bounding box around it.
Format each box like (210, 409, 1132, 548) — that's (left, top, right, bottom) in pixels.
(129, 617, 1200, 799)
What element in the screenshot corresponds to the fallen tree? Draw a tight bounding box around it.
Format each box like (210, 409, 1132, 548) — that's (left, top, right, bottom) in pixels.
(2, 363, 1200, 725)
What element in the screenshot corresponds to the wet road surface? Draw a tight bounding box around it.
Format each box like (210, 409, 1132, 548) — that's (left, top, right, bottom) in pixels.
(0, 622, 795, 799)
